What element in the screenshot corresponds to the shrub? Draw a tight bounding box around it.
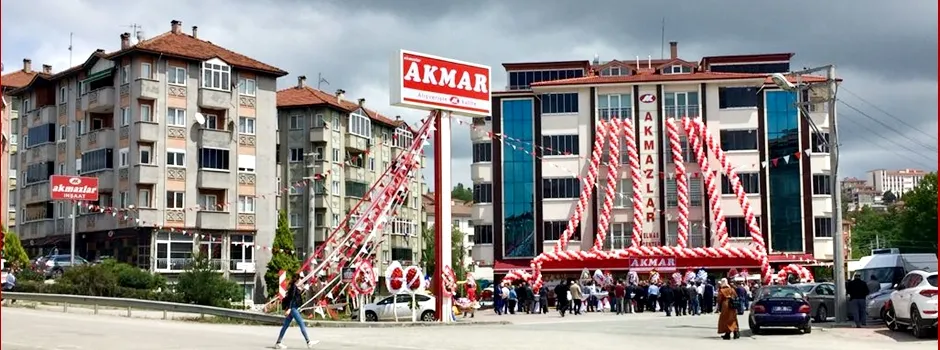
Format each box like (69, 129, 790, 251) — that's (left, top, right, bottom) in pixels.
(2, 229, 30, 269)
(60, 264, 120, 297)
(15, 268, 45, 282)
(175, 253, 242, 307)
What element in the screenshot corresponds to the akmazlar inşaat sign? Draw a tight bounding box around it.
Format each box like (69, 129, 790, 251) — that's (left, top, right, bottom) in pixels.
(389, 50, 491, 117)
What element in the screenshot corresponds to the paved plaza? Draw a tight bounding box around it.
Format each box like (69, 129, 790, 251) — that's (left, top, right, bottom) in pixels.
(2, 307, 935, 350)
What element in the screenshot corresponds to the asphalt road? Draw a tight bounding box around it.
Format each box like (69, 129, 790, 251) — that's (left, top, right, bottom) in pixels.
(2, 307, 935, 350)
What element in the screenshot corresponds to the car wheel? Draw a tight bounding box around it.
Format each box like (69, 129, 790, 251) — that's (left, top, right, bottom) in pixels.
(420, 310, 435, 322)
(365, 311, 378, 322)
(910, 306, 926, 339)
(885, 306, 905, 331)
(815, 305, 828, 322)
(803, 325, 812, 334)
(748, 318, 761, 335)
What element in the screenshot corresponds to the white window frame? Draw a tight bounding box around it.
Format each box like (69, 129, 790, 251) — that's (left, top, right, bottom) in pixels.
(348, 112, 372, 139)
(238, 77, 256, 96)
(58, 124, 67, 141)
(237, 196, 256, 213)
(198, 194, 219, 211)
(201, 60, 231, 91)
(139, 144, 153, 164)
(289, 213, 301, 227)
(22, 98, 31, 112)
(59, 86, 67, 103)
(121, 107, 130, 126)
(58, 163, 65, 175)
(120, 191, 129, 208)
(289, 115, 303, 130)
(237, 154, 256, 173)
(168, 66, 187, 86)
(140, 104, 153, 122)
(166, 191, 185, 209)
(118, 148, 130, 168)
(238, 116, 255, 135)
(57, 202, 65, 218)
(332, 148, 339, 162)
(121, 65, 131, 84)
(167, 108, 186, 126)
(75, 159, 82, 174)
(204, 113, 220, 130)
(140, 62, 152, 80)
(138, 188, 152, 208)
(289, 148, 304, 163)
(166, 149, 186, 167)
(610, 67, 622, 76)
(314, 147, 324, 160)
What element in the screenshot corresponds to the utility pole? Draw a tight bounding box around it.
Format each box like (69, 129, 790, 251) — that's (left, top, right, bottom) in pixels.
(305, 151, 320, 256)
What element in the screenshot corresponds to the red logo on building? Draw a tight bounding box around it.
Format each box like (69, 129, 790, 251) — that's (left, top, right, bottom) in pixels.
(639, 94, 656, 103)
(50, 175, 100, 201)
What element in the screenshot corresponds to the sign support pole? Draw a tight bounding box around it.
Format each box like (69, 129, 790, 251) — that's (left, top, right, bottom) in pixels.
(70, 202, 77, 266)
(433, 110, 453, 323)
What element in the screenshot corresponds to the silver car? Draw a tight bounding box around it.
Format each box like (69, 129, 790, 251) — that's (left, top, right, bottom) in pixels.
(867, 289, 893, 320)
(795, 282, 836, 322)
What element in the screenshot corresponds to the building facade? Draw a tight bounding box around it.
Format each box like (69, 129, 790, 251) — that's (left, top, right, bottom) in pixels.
(421, 193, 493, 279)
(470, 43, 838, 278)
(867, 168, 927, 196)
(10, 20, 286, 300)
(1, 59, 39, 228)
(275, 78, 424, 274)
(841, 177, 884, 211)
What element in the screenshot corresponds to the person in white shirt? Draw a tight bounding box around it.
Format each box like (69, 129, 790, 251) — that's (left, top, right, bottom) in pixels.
(648, 283, 661, 312)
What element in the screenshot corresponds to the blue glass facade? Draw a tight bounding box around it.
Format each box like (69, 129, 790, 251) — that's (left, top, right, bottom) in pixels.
(501, 99, 536, 258)
(765, 91, 803, 252)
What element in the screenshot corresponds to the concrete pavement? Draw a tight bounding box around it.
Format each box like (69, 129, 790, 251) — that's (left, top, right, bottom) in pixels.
(2, 307, 935, 350)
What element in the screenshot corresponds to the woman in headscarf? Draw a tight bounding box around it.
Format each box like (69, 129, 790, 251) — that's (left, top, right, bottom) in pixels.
(716, 278, 740, 340)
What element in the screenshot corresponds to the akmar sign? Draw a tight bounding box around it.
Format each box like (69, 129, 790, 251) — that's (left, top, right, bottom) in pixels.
(389, 50, 491, 117)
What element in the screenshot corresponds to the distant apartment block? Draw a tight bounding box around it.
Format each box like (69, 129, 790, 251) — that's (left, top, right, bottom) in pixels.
(867, 168, 928, 196)
(841, 177, 884, 211)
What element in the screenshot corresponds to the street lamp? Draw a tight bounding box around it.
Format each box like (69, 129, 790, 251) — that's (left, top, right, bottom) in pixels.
(770, 66, 845, 322)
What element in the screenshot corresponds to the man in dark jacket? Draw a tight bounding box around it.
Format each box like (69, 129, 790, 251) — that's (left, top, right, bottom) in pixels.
(674, 282, 687, 316)
(538, 285, 550, 314)
(659, 282, 675, 316)
(553, 281, 569, 317)
(703, 281, 715, 313)
(847, 274, 871, 327)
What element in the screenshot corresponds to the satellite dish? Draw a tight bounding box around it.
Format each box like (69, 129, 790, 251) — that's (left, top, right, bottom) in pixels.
(770, 73, 796, 91)
(193, 112, 206, 125)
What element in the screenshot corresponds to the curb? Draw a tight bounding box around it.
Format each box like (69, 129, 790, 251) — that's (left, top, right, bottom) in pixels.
(304, 320, 511, 328)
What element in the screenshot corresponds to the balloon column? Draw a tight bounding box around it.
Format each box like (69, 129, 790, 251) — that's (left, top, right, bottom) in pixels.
(775, 264, 814, 284)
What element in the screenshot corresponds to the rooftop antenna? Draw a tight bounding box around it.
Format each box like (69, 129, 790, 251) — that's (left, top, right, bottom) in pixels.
(68, 32, 74, 67)
(660, 17, 666, 60)
(122, 24, 142, 45)
(317, 73, 330, 90)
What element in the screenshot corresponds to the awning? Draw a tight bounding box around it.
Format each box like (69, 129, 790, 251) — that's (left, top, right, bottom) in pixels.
(81, 69, 113, 84)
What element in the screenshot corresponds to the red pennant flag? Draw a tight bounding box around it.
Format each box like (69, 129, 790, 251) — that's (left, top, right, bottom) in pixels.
(793, 151, 801, 160)
(771, 158, 779, 167)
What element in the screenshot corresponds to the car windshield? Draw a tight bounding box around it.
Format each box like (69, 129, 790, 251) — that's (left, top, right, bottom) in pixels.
(855, 267, 902, 284)
(797, 285, 815, 293)
(928, 275, 937, 287)
(760, 287, 804, 299)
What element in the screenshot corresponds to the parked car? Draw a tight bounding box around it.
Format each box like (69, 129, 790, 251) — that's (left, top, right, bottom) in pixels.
(748, 285, 813, 335)
(885, 270, 938, 338)
(868, 289, 893, 320)
(795, 282, 836, 322)
(34, 254, 89, 279)
(360, 294, 436, 322)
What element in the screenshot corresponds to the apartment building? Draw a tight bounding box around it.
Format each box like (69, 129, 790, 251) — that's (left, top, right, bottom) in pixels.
(470, 42, 839, 278)
(841, 177, 884, 211)
(1, 59, 40, 228)
(867, 168, 928, 196)
(275, 78, 424, 274)
(10, 20, 286, 300)
(421, 193, 492, 278)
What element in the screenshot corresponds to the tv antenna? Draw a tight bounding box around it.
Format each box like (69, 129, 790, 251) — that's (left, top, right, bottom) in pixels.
(122, 24, 144, 44)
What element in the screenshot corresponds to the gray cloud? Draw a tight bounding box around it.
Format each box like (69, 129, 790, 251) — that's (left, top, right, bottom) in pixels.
(3, 0, 935, 189)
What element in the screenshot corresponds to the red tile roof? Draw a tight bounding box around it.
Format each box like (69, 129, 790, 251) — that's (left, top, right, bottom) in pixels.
(1, 70, 41, 89)
(276, 85, 405, 127)
(530, 71, 830, 87)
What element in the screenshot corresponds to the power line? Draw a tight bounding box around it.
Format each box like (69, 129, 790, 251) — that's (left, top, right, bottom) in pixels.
(839, 100, 937, 153)
(840, 87, 938, 142)
(838, 115, 937, 170)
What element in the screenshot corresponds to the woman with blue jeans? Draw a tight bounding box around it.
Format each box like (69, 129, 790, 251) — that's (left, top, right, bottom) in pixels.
(275, 276, 318, 349)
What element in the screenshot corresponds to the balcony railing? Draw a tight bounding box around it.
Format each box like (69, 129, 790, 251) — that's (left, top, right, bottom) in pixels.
(664, 105, 700, 120)
(154, 258, 225, 271)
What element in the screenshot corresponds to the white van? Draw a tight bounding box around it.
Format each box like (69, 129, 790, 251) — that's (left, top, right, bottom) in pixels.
(854, 248, 937, 291)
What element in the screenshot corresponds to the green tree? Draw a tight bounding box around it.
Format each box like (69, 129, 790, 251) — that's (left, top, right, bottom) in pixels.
(882, 190, 898, 205)
(848, 206, 901, 258)
(897, 173, 938, 253)
(421, 224, 436, 275)
(176, 253, 242, 307)
(2, 229, 29, 269)
(420, 223, 468, 282)
(451, 183, 473, 202)
(265, 211, 301, 297)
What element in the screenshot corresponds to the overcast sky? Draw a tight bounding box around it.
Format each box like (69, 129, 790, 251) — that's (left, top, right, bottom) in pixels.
(3, 0, 936, 190)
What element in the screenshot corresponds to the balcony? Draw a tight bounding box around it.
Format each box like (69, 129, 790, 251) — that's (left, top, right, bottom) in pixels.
(196, 169, 231, 189)
(469, 125, 491, 142)
(77, 213, 121, 233)
(310, 128, 329, 142)
(19, 219, 55, 240)
(229, 260, 256, 273)
(345, 166, 366, 182)
(132, 164, 161, 184)
(197, 88, 232, 110)
(81, 87, 116, 113)
(80, 128, 116, 150)
(24, 183, 51, 204)
(26, 143, 56, 163)
(196, 210, 232, 230)
(135, 121, 160, 142)
(85, 170, 116, 191)
(39, 105, 57, 124)
(470, 163, 491, 183)
(197, 128, 234, 148)
(345, 196, 369, 210)
(136, 79, 160, 100)
(134, 209, 161, 226)
(344, 135, 369, 152)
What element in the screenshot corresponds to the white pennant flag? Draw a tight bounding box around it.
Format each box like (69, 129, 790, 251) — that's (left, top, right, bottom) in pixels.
(782, 155, 791, 164)
(760, 161, 768, 168)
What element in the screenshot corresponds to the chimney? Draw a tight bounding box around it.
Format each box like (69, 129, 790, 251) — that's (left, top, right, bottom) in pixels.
(358, 98, 366, 107)
(395, 115, 401, 120)
(669, 41, 678, 60)
(22, 58, 31, 73)
(95, 49, 105, 54)
(120, 32, 131, 49)
(170, 20, 182, 34)
(297, 75, 307, 88)
(191, 26, 198, 39)
(335, 89, 346, 102)
(42, 64, 52, 74)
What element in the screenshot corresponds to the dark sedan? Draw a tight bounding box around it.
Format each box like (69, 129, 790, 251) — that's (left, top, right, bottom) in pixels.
(795, 282, 836, 322)
(748, 285, 813, 335)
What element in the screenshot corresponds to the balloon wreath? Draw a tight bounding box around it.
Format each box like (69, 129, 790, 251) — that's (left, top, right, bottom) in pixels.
(385, 261, 406, 295)
(440, 265, 458, 296)
(404, 266, 424, 292)
(352, 261, 376, 295)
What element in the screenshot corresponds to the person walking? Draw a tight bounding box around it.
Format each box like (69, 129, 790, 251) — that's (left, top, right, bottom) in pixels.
(660, 282, 675, 316)
(847, 274, 871, 327)
(507, 285, 518, 314)
(703, 280, 715, 313)
(687, 282, 700, 315)
(554, 281, 569, 317)
(716, 278, 740, 340)
(274, 275, 318, 349)
(494, 281, 505, 315)
(569, 280, 583, 315)
(614, 280, 626, 315)
(647, 282, 660, 312)
(538, 284, 550, 314)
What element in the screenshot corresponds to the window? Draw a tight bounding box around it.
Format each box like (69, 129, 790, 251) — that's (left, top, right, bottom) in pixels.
(166, 149, 185, 167)
(543, 178, 580, 199)
(198, 148, 230, 170)
(348, 112, 372, 138)
(166, 191, 185, 209)
(289, 213, 301, 227)
(605, 222, 634, 250)
(198, 193, 219, 211)
(167, 108, 186, 126)
(666, 177, 702, 207)
(140, 62, 152, 80)
(59, 86, 67, 103)
(237, 77, 256, 96)
(473, 225, 494, 244)
(120, 107, 130, 126)
(331, 181, 340, 194)
(332, 114, 341, 130)
(168, 66, 187, 85)
(24, 162, 54, 185)
(472, 183, 492, 203)
(345, 181, 368, 198)
(368, 157, 375, 170)
(155, 232, 194, 271)
(26, 123, 56, 147)
(664, 136, 693, 163)
(544, 221, 581, 241)
(237, 196, 255, 213)
(289, 115, 303, 130)
(610, 67, 622, 76)
(332, 148, 339, 162)
(203, 113, 220, 130)
(718, 87, 759, 108)
(314, 147, 324, 160)
(75, 159, 82, 174)
(139, 144, 153, 164)
(22, 98, 31, 112)
(57, 202, 65, 218)
(663, 91, 699, 119)
(542, 135, 579, 156)
(58, 124, 67, 141)
(140, 104, 152, 122)
(508, 69, 584, 90)
(812, 175, 832, 195)
(721, 173, 761, 194)
(237, 155, 256, 173)
(119, 148, 129, 168)
(393, 126, 414, 148)
(313, 114, 326, 128)
(811, 133, 830, 153)
(814, 217, 833, 238)
(472, 143, 492, 162)
(238, 117, 255, 134)
(80, 148, 114, 174)
(726, 217, 759, 238)
(289, 148, 304, 163)
(58, 163, 65, 175)
(201, 61, 231, 90)
(121, 65, 130, 84)
(138, 187, 152, 208)
(597, 94, 632, 120)
(540, 93, 579, 114)
(608, 179, 632, 207)
(120, 191, 128, 208)
(230, 235, 255, 265)
(666, 65, 692, 74)
(720, 130, 758, 151)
